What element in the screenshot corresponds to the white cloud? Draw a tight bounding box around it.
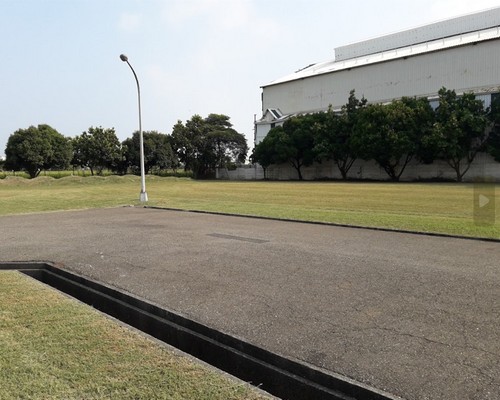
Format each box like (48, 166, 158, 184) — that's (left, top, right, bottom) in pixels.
(161, 0, 215, 26)
(118, 12, 142, 32)
(161, 0, 280, 34)
(152, 0, 284, 78)
(428, 0, 500, 20)
(213, 1, 252, 29)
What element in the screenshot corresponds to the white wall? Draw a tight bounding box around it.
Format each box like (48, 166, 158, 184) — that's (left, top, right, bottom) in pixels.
(254, 123, 271, 145)
(262, 39, 500, 117)
(217, 165, 265, 180)
(219, 153, 500, 182)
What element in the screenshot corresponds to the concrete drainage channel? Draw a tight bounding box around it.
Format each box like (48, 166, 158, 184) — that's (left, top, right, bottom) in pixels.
(1, 262, 399, 400)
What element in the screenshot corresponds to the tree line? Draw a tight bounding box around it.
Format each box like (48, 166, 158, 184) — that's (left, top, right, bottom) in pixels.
(3, 113, 248, 179)
(251, 88, 500, 182)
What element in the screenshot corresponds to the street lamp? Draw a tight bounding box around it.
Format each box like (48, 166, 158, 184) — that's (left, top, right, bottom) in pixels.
(120, 53, 148, 202)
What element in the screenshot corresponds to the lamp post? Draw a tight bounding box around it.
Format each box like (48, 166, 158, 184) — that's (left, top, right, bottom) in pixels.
(120, 53, 148, 202)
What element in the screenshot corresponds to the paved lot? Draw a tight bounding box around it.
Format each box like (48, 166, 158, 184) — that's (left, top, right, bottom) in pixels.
(1, 207, 499, 400)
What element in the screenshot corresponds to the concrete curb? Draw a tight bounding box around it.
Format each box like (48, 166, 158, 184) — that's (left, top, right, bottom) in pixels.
(1, 262, 403, 400)
(143, 206, 500, 243)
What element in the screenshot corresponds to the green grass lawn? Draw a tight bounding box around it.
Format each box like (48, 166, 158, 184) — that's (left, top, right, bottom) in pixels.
(0, 271, 272, 400)
(0, 175, 498, 238)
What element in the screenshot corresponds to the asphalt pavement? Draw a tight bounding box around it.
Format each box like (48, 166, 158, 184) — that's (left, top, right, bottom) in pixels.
(0, 207, 498, 400)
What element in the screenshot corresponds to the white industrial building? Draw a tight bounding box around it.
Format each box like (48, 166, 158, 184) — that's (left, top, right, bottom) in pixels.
(224, 7, 500, 182)
(255, 7, 500, 145)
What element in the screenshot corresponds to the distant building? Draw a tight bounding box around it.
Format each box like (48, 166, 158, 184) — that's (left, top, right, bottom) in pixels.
(255, 7, 500, 145)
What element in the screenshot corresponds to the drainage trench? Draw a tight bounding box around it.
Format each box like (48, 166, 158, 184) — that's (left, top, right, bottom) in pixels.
(1, 263, 398, 400)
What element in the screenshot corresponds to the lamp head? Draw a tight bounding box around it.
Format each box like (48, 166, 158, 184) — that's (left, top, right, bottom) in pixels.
(119, 54, 128, 62)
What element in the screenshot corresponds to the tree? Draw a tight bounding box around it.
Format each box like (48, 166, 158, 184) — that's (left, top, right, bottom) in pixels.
(251, 134, 279, 179)
(205, 115, 247, 169)
(352, 100, 424, 181)
(486, 95, 500, 162)
(424, 88, 489, 182)
(253, 116, 317, 180)
(170, 116, 204, 173)
(314, 90, 367, 179)
(123, 131, 177, 174)
(170, 114, 247, 179)
(5, 124, 72, 178)
(72, 127, 122, 175)
(401, 97, 436, 165)
(251, 115, 318, 180)
(280, 115, 318, 180)
(45, 125, 73, 170)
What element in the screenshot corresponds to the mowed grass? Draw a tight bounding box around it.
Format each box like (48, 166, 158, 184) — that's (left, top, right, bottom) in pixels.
(0, 271, 272, 400)
(0, 175, 498, 238)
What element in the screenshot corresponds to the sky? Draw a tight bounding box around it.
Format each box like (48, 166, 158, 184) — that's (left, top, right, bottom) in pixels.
(1, 0, 500, 156)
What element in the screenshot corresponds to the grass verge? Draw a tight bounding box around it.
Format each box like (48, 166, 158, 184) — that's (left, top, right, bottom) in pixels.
(0, 175, 498, 238)
(0, 271, 272, 400)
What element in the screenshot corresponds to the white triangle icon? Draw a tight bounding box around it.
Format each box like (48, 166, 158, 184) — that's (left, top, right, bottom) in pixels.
(479, 194, 490, 208)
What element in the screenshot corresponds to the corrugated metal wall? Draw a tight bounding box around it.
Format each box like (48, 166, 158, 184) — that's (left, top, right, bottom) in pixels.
(335, 7, 500, 61)
(262, 39, 500, 115)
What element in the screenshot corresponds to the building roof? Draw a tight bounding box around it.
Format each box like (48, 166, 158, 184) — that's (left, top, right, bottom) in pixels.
(256, 108, 290, 124)
(263, 7, 500, 88)
(336, 7, 500, 61)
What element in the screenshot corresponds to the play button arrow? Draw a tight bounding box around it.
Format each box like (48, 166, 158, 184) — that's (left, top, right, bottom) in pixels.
(479, 194, 490, 208)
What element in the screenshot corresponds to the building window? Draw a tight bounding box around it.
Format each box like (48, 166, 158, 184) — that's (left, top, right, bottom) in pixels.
(429, 99, 439, 110)
(492, 92, 500, 104)
(476, 94, 491, 109)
